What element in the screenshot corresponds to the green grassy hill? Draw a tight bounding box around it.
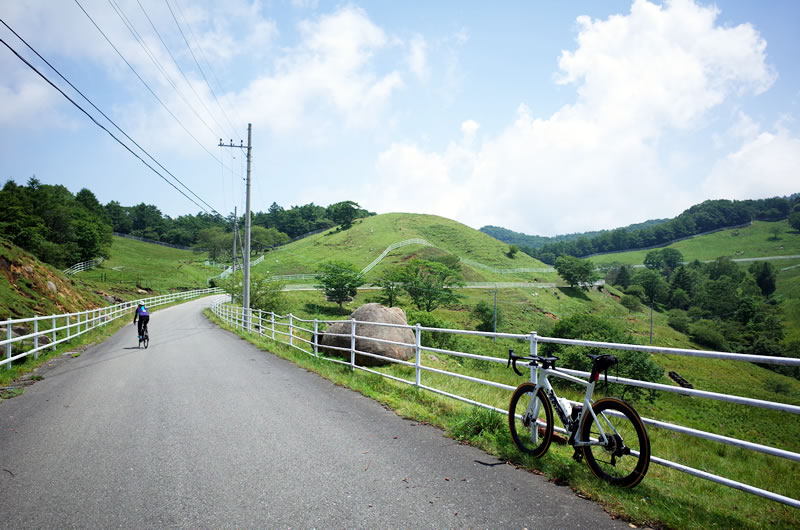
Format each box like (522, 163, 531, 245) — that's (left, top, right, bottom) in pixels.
(77, 235, 218, 292)
(267, 213, 557, 283)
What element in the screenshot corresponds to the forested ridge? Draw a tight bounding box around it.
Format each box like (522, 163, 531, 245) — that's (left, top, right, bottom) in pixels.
(0, 177, 371, 268)
(483, 195, 800, 264)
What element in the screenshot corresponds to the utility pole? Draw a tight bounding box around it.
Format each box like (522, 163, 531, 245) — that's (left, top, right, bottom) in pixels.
(219, 124, 253, 329)
(231, 206, 237, 284)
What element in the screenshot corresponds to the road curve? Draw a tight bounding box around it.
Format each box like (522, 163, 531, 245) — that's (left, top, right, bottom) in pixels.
(0, 296, 627, 528)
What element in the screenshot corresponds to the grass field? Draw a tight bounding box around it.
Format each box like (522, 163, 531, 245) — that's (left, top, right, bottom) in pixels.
(74, 236, 218, 293)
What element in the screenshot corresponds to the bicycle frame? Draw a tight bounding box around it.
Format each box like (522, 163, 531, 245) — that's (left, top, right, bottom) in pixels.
(525, 363, 613, 449)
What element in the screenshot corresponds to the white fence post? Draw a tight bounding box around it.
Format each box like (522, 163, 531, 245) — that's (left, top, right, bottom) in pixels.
(271, 313, 275, 340)
(33, 319, 39, 360)
(313, 319, 319, 357)
(51, 315, 56, 350)
(289, 314, 294, 347)
(350, 319, 356, 372)
(5, 323, 10, 370)
(66, 315, 71, 341)
(415, 323, 421, 388)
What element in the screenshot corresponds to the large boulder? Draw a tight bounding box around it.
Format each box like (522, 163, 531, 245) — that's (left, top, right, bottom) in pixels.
(319, 303, 415, 367)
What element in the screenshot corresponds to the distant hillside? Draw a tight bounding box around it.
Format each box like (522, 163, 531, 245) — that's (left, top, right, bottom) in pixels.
(481, 218, 668, 249)
(483, 195, 799, 264)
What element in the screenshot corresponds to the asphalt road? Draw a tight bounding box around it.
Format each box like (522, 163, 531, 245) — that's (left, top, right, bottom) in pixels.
(0, 296, 628, 528)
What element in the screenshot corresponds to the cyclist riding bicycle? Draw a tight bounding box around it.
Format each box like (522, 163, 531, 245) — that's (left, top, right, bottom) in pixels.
(133, 301, 150, 341)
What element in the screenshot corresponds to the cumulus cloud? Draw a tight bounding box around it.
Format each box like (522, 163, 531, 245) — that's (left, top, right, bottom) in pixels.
(365, 0, 785, 235)
(703, 130, 800, 200)
(236, 6, 403, 135)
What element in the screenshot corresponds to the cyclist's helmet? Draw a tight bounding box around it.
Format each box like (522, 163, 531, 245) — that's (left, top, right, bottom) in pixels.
(137, 301, 144, 307)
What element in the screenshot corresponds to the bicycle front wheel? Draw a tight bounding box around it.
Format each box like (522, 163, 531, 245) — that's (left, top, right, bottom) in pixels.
(580, 397, 650, 488)
(508, 382, 553, 457)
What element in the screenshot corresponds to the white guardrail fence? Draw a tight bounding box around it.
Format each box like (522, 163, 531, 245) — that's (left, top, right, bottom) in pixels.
(211, 299, 800, 509)
(1, 288, 223, 369)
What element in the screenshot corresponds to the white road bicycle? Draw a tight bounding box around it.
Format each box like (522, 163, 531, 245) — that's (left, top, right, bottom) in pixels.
(507, 349, 650, 488)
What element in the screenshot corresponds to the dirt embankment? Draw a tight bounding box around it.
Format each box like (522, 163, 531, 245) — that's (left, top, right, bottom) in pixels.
(0, 241, 105, 319)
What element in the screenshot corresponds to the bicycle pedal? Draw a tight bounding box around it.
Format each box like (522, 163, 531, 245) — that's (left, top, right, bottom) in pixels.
(572, 450, 583, 463)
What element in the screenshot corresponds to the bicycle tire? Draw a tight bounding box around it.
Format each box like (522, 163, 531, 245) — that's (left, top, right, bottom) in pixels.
(580, 397, 650, 488)
(508, 382, 553, 457)
(143, 331, 149, 349)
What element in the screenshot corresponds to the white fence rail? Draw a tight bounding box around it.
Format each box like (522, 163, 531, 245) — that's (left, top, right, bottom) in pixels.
(360, 238, 431, 275)
(2, 288, 223, 369)
(62, 257, 104, 276)
(208, 255, 265, 282)
(210, 299, 800, 509)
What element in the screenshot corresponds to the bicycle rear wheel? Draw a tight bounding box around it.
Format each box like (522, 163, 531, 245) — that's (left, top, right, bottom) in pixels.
(508, 382, 553, 457)
(580, 397, 650, 488)
(143, 327, 149, 349)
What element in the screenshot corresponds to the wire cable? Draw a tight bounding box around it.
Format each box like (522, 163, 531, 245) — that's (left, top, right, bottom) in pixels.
(0, 32, 216, 215)
(107, 0, 220, 139)
(0, 17, 220, 216)
(166, 0, 239, 136)
(134, 0, 236, 140)
(73, 0, 227, 168)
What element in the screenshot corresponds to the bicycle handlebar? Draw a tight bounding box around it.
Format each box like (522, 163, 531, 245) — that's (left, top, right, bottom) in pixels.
(507, 349, 560, 375)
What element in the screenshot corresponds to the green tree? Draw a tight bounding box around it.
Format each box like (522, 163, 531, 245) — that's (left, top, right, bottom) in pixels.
(472, 300, 502, 332)
(749, 261, 777, 297)
(643, 250, 664, 271)
(196, 227, 231, 261)
(373, 269, 404, 307)
(553, 255, 598, 288)
(613, 264, 633, 289)
(316, 261, 365, 312)
(250, 276, 289, 315)
(633, 269, 669, 305)
(399, 258, 464, 312)
(789, 212, 800, 231)
(328, 200, 361, 229)
(507, 245, 519, 259)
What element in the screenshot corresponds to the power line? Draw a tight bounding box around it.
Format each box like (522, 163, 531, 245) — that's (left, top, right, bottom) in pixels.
(73, 0, 227, 168)
(107, 0, 220, 139)
(0, 29, 217, 216)
(165, 0, 238, 136)
(133, 0, 236, 140)
(0, 17, 220, 216)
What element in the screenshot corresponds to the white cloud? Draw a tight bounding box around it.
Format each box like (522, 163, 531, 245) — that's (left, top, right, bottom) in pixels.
(365, 0, 785, 235)
(237, 6, 403, 135)
(703, 130, 800, 200)
(407, 35, 428, 80)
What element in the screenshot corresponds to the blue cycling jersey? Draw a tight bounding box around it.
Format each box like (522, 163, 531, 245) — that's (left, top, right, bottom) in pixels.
(136, 306, 149, 317)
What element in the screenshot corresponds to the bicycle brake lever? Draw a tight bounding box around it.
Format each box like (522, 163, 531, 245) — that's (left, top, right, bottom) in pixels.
(507, 350, 524, 376)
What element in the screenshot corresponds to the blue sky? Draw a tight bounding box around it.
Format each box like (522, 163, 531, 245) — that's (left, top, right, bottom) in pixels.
(1, 0, 798, 236)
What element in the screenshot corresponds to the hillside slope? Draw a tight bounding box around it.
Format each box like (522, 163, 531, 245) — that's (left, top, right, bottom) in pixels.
(0, 239, 107, 320)
(267, 213, 557, 283)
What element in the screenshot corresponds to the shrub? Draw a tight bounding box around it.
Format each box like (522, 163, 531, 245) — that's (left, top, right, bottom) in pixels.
(624, 284, 647, 303)
(542, 314, 662, 402)
(667, 310, 691, 334)
(620, 294, 642, 312)
(690, 320, 728, 350)
(406, 310, 460, 351)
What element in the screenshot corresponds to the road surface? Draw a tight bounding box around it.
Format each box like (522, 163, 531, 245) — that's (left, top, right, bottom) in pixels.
(0, 296, 628, 528)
